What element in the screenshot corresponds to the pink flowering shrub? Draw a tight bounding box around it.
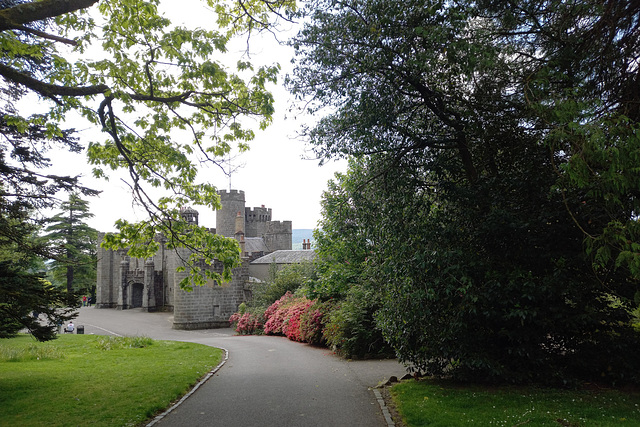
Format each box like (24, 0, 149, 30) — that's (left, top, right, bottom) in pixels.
(263, 292, 296, 335)
(229, 293, 337, 348)
(229, 303, 264, 335)
(229, 311, 264, 335)
(282, 299, 315, 342)
(299, 300, 336, 345)
(263, 292, 317, 341)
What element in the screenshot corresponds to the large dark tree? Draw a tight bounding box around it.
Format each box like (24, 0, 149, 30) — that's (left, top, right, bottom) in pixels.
(291, 0, 640, 383)
(0, 204, 77, 341)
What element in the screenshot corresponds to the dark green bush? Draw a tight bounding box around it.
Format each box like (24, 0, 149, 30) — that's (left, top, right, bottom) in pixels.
(323, 285, 393, 359)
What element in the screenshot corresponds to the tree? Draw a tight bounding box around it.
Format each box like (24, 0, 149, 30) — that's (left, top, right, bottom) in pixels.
(0, 0, 295, 290)
(42, 193, 97, 294)
(0, 205, 76, 341)
(289, 0, 640, 383)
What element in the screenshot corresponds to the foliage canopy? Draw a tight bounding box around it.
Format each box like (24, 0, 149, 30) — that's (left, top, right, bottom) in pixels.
(0, 0, 295, 291)
(291, 0, 640, 383)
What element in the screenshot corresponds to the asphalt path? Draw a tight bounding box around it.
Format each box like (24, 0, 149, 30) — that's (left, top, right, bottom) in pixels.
(73, 306, 407, 426)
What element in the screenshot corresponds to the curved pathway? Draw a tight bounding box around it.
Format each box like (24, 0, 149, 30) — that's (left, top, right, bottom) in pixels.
(73, 307, 406, 426)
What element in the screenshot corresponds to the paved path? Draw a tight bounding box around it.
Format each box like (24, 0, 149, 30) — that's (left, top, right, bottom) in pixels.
(74, 307, 406, 426)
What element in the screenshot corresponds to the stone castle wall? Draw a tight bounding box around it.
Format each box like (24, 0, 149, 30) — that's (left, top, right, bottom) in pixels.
(265, 221, 293, 251)
(172, 261, 249, 330)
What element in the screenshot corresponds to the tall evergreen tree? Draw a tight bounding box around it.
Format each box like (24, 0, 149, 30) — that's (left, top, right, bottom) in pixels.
(0, 206, 76, 341)
(42, 194, 97, 295)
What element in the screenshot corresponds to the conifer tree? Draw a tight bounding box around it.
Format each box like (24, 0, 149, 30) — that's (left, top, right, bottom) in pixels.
(42, 194, 97, 294)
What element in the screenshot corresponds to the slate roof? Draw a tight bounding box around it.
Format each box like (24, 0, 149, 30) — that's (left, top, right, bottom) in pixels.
(245, 237, 268, 253)
(251, 250, 316, 265)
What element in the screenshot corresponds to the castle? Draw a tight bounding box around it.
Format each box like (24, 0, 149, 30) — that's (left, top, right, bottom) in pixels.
(95, 189, 298, 329)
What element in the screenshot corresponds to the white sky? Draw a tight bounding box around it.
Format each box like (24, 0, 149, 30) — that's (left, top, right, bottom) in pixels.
(47, 1, 345, 232)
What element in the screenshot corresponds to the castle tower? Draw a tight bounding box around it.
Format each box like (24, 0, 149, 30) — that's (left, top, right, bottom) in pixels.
(217, 190, 245, 238)
(245, 205, 272, 238)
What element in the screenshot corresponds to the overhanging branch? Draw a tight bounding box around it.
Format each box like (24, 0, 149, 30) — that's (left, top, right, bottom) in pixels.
(0, 0, 99, 32)
(0, 63, 108, 101)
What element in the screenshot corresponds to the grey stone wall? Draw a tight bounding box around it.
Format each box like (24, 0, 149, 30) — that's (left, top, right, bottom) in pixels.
(96, 233, 118, 308)
(172, 257, 248, 330)
(265, 221, 293, 251)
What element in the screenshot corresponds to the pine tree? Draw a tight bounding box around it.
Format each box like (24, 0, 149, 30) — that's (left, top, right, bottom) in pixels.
(42, 194, 97, 295)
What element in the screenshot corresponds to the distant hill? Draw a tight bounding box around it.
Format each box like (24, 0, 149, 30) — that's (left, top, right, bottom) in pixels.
(292, 229, 314, 250)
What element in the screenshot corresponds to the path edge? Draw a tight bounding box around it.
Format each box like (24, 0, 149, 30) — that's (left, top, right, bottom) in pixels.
(146, 347, 229, 426)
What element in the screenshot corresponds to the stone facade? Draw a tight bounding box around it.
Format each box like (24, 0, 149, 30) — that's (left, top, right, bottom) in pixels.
(95, 189, 292, 329)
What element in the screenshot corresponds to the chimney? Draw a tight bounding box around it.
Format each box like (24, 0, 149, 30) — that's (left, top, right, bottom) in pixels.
(234, 211, 245, 257)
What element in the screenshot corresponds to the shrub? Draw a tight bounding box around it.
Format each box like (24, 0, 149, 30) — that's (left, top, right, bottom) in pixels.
(263, 292, 296, 335)
(299, 300, 336, 345)
(251, 262, 317, 307)
(229, 310, 264, 335)
(263, 292, 318, 342)
(323, 285, 393, 359)
(282, 298, 315, 342)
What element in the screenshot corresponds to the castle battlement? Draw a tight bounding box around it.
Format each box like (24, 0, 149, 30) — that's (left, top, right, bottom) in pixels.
(267, 220, 293, 230)
(245, 206, 272, 223)
(218, 189, 245, 201)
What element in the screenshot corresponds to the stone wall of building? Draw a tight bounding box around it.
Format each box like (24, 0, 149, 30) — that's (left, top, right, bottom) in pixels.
(172, 256, 248, 330)
(95, 232, 118, 308)
(265, 221, 293, 251)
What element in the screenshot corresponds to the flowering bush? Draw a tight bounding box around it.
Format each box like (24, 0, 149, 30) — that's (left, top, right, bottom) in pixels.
(263, 292, 296, 335)
(282, 299, 315, 342)
(263, 292, 317, 342)
(229, 311, 264, 335)
(299, 300, 336, 345)
(229, 303, 264, 335)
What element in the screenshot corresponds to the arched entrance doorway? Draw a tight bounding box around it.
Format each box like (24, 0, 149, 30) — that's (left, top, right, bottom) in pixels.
(131, 283, 144, 308)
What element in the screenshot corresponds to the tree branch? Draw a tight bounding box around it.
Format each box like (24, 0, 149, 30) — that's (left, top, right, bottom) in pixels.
(0, 0, 99, 32)
(0, 63, 108, 102)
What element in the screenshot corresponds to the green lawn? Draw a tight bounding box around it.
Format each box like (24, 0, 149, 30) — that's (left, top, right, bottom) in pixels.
(0, 334, 223, 427)
(391, 379, 640, 426)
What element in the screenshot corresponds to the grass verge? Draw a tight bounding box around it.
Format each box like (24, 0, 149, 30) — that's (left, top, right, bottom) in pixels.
(390, 379, 640, 426)
(0, 334, 223, 427)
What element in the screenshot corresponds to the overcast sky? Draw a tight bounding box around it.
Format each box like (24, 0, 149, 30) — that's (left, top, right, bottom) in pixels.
(53, 1, 345, 232)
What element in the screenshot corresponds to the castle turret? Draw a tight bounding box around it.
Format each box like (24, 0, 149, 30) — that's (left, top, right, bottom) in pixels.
(217, 190, 245, 238)
(245, 205, 272, 238)
(180, 206, 199, 225)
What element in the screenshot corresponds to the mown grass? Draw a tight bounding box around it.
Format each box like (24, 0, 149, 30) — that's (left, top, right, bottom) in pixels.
(391, 379, 640, 426)
(0, 334, 223, 427)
